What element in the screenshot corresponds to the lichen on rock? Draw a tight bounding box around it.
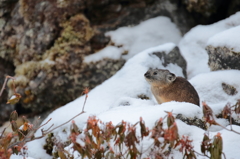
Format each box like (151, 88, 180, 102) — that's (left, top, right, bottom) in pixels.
(207, 45, 240, 71)
(222, 82, 238, 96)
(9, 14, 93, 112)
(176, 114, 206, 130)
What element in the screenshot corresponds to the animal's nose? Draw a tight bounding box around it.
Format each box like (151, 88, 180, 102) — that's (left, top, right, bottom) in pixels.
(144, 72, 150, 78)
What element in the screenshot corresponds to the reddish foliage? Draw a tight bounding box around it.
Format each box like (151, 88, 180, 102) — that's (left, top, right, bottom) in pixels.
(202, 101, 218, 125)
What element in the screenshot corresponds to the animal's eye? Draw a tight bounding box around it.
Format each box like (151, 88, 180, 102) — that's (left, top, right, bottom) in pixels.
(153, 72, 157, 75)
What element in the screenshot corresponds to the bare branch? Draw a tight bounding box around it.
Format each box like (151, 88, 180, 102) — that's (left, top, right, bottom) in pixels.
(0, 75, 15, 97)
(222, 152, 227, 159)
(230, 110, 233, 130)
(44, 124, 54, 133)
(193, 150, 210, 158)
(18, 129, 26, 138)
(81, 88, 89, 112)
(45, 111, 85, 134)
(216, 123, 240, 135)
(35, 118, 52, 130)
(0, 128, 6, 139)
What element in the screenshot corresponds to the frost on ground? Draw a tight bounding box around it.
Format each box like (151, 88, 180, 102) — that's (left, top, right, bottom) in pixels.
(179, 12, 240, 79)
(12, 13, 240, 159)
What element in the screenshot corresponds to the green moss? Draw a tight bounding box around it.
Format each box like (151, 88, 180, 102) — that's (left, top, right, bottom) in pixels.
(10, 13, 95, 111)
(43, 14, 93, 60)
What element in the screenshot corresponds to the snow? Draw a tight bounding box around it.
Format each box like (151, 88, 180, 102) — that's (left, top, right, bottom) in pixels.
(98, 102, 202, 126)
(220, 125, 240, 159)
(207, 25, 240, 52)
(179, 12, 240, 79)
(10, 95, 17, 100)
(190, 70, 240, 114)
(84, 46, 123, 63)
(10, 13, 240, 159)
(104, 16, 182, 60)
(10, 155, 35, 159)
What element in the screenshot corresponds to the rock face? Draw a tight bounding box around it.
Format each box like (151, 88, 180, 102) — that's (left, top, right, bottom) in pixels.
(207, 46, 240, 71)
(0, 0, 126, 120)
(0, 0, 238, 124)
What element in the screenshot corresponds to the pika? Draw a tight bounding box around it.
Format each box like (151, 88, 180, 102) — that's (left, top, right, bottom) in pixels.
(144, 68, 199, 106)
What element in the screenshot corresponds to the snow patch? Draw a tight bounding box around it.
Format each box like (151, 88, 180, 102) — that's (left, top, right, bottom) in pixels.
(84, 46, 123, 63)
(207, 25, 240, 52)
(106, 16, 182, 60)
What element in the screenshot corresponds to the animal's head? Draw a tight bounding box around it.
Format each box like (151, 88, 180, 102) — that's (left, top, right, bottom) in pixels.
(144, 68, 176, 87)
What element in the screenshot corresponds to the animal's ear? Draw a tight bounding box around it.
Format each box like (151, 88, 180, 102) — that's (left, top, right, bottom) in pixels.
(167, 73, 176, 82)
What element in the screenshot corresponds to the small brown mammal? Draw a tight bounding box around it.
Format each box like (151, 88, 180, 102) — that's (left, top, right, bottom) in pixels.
(144, 68, 199, 106)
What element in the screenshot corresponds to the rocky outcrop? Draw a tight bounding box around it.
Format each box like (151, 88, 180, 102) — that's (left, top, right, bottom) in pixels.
(0, 1, 126, 120)
(207, 46, 240, 71)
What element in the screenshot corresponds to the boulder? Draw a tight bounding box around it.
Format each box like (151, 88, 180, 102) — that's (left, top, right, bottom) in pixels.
(207, 26, 240, 71)
(207, 46, 240, 71)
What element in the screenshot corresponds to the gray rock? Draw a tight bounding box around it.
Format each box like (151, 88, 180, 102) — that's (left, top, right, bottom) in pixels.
(153, 46, 187, 78)
(182, 0, 218, 17)
(176, 114, 206, 130)
(222, 82, 238, 96)
(206, 45, 240, 71)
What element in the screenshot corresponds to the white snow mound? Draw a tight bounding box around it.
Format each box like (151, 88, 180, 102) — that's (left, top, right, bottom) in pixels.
(207, 25, 240, 52)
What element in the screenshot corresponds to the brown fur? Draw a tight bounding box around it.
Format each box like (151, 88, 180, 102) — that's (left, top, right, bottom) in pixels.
(145, 69, 199, 106)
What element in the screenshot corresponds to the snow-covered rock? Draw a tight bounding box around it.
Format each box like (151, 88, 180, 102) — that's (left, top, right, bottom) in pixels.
(190, 70, 240, 115)
(179, 12, 240, 79)
(207, 26, 240, 71)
